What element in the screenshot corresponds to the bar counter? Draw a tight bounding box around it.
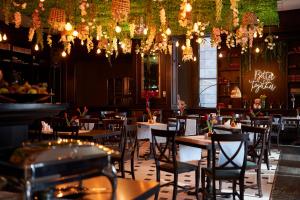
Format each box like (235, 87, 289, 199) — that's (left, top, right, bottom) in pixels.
(0, 103, 67, 148)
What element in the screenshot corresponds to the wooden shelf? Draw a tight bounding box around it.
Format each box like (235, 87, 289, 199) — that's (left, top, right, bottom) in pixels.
(218, 81, 239, 85)
(219, 68, 240, 72)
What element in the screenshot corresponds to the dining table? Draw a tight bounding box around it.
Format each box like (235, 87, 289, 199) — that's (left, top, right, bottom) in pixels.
(43, 129, 121, 143)
(55, 176, 160, 200)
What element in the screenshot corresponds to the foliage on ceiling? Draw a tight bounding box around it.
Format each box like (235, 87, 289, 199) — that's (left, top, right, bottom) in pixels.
(0, 0, 279, 60)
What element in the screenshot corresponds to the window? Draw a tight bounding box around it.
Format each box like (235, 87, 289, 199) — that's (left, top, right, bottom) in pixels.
(199, 38, 217, 108)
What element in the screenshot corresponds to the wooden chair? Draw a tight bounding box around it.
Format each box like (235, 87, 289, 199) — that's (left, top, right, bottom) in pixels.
(79, 117, 99, 130)
(250, 116, 272, 170)
(270, 114, 282, 147)
(175, 115, 188, 136)
(151, 129, 200, 200)
(51, 117, 79, 140)
(102, 119, 136, 179)
(201, 133, 249, 200)
(241, 125, 267, 197)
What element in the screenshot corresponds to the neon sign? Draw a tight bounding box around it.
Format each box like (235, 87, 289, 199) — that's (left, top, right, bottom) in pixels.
(249, 70, 276, 93)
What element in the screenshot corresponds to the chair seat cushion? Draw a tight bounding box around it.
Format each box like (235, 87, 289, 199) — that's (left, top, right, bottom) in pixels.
(159, 161, 198, 173)
(246, 161, 257, 169)
(204, 168, 242, 179)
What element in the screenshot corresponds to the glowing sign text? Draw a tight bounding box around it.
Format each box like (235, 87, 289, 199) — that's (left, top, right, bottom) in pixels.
(249, 70, 276, 93)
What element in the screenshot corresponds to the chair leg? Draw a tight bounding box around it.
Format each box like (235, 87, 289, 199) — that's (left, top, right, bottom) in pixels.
(120, 161, 125, 178)
(264, 149, 270, 170)
(131, 157, 135, 180)
(233, 180, 236, 200)
(212, 177, 216, 200)
(201, 168, 206, 200)
(257, 169, 262, 197)
(195, 167, 200, 200)
(277, 131, 280, 147)
(172, 173, 178, 200)
(239, 177, 244, 200)
(154, 168, 160, 200)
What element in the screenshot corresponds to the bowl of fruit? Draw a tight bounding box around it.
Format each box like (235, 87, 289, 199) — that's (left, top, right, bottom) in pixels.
(0, 82, 53, 103)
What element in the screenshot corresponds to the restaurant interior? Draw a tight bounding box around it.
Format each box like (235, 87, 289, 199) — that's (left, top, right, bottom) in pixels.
(0, 0, 300, 199)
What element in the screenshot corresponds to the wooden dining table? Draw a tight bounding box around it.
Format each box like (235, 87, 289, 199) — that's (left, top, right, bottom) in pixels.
(44, 129, 121, 142)
(56, 176, 160, 200)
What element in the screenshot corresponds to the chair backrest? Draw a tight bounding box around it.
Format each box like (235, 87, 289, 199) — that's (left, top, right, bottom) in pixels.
(175, 115, 188, 136)
(272, 114, 282, 124)
(241, 125, 267, 166)
(51, 117, 79, 139)
(167, 118, 178, 131)
(151, 129, 177, 167)
(211, 134, 249, 172)
(250, 116, 271, 143)
(213, 125, 241, 134)
(79, 117, 99, 130)
(102, 119, 125, 131)
(125, 124, 138, 158)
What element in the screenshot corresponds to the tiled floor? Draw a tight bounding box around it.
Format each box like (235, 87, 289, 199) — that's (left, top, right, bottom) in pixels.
(123, 143, 280, 200)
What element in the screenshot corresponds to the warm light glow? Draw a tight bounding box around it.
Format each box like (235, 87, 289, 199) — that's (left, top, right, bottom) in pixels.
(65, 22, 73, 31)
(175, 41, 179, 47)
(193, 23, 199, 32)
(72, 30, 78, 37)
(96, 35, 100, 40)
(96, 48, 101, 54)
(185, 3, 192, 12)
(253, 31, 257, 38)
(2, 34, 7, 41)
(143, 28, 148, 35)
(218, 52, 223, 58)
(165, 27, 171, 35)
(255, 47, 260, 53)
(181, 45, 186, 50)
(81, 40, 84, 45)
(193, 56, 197, 61)
(121, 43, 125, 49)
(196, 38, 202, 44)
(61, 51, 67, 57)
(249, 70, 276, 93)
(40, 0, 45, 2)
(115, 25, 121, 33)
(34, 44, 39, 51)
(0, 34, 2, 42)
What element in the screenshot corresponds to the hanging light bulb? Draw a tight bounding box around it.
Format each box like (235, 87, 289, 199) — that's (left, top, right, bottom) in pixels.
(143, 27, 148, 35)
(61, 51, 67, 57)
(175, 41, 179, 47)
(65, 22, 73, 31)
(34, 44, 39, 51)
(121, 43, 125, 49)
(218, 52, 223, 58)
(165, 27, 171, 36)
(185, 3, 192, 12)
(115, 25, 121, 33)
(96, 48, 101, 54)
(193, 56, 197, 61)
(196, 38, 202, 44)
(0, 34, 2, 42)
(254, 31, 257, 38)
(255, 47, 260, 53)
(181, 45, 186, 50)
(81, 40, 84, 46)
(2, 34, 7, 41)
(72, 30, 78, 37)
(193, 23, 199, 32)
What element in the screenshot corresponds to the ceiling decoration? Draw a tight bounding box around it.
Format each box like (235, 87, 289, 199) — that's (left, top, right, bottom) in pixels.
(0, 0, 279, 61)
